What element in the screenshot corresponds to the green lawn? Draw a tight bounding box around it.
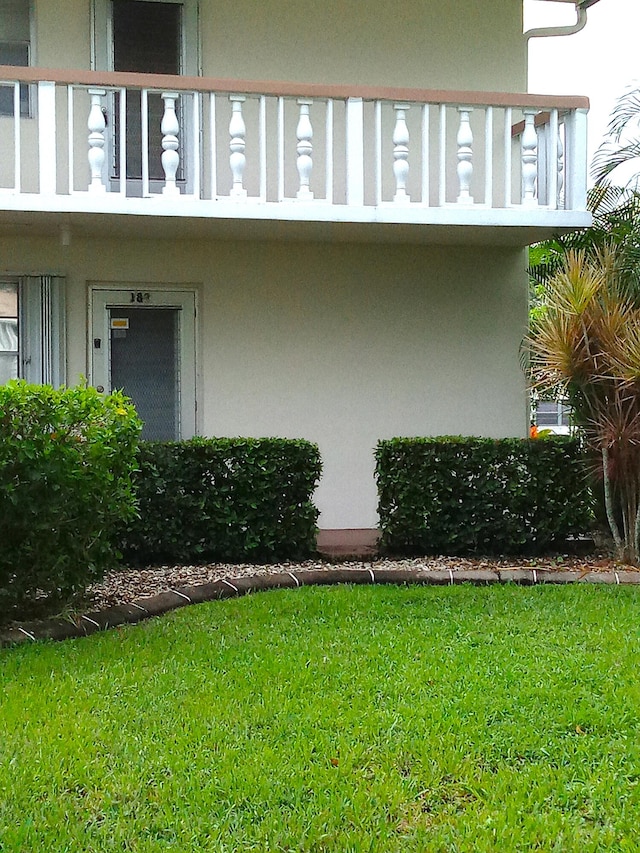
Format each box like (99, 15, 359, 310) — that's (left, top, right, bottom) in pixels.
(1, 584, 640, 852)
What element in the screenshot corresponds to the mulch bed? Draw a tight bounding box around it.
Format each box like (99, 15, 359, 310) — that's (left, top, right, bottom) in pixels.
(85, 553, 630, 611)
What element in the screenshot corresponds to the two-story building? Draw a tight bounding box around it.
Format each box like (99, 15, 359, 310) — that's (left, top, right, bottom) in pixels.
(0, 0, 596, 553)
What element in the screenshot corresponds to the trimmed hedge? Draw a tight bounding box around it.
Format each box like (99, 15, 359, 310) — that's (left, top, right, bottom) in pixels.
(0, 381, 141, 612)
(119, 438, 322, 564)
(375, 436, 593, 556)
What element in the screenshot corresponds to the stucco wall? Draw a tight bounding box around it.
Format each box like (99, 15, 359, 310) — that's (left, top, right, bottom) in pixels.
(0, 234, 528, 529)
(29, 0, 526, 93)
(1, 1, 526, 197)
(198, 0, 526, 92)
(34, 0, 91, 68)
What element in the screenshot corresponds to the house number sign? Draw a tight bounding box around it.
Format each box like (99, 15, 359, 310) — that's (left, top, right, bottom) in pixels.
(130, 291, 150, 303)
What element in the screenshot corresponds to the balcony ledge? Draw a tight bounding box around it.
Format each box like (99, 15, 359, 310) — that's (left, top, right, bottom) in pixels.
(0, 198, 591, 247)
(0, 68, 592, 246)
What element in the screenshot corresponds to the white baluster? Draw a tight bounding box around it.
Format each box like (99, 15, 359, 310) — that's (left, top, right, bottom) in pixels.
(38, 81, 57, 195)
(160, 92, 180, 196)
(393, 103, 410, 203)
(521, 109, 538, 206)
(484, 106, 493, 208)
(277, 97, 285, 201)
(191, 92, 200, 199)
(259, 95, 267, 201)
(456, 107, 473, 204)
(375, 100, 383, 205)
(325, 99, 334, 203)
(557, 127, 564, 208)
(67, 85, 74, 195)
(503, 107, 512, 208)
(345, 97, 364, 206)
(296, 99, 313, 200)
(439, 104, 447, 208)
(209, 92, 217, 199)
(14, 82, 21, 193)
(87, 88, 106, 194)
(564, 107, 588, 211)
(229, 95, 247, 199)
(421, 103, 430, 206)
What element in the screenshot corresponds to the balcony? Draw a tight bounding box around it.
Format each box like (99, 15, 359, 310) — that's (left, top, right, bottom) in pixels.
(0, 67, 591, 245)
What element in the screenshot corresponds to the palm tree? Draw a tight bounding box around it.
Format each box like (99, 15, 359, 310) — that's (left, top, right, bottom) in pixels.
(525, 244, 640, 563)
(523, 87, 640, 564)
(525, 91, 640, 562)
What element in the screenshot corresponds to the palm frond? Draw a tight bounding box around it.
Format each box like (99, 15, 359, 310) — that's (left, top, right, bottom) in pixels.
(592, 141, 640, 187)
(588, 184, 635, 217)
(606, 318, 640, 384)
(607, 88, 640, 141)
(548, 250, 604, 316)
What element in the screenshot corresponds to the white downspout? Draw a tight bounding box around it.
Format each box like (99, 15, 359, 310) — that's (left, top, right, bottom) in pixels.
(524, 0, 597, 42)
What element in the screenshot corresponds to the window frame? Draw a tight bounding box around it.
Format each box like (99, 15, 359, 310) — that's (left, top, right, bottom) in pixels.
(0, 275, 66, 387)
(91, 0, 200, 76)
(0, 0, 36, 118)
(535, 399, 572, 431)
(0, 278, 19, 383)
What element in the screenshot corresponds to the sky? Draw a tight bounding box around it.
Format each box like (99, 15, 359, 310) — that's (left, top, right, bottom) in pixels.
(525, 0, 640, 181)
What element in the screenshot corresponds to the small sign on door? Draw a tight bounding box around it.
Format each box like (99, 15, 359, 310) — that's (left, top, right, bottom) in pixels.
(111, 317, 129, 338)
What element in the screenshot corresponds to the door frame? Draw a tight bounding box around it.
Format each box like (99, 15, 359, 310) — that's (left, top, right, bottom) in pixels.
(89, 284, 198, 439)
(91, 0, 201, 194)
(91, 0, 201, 76)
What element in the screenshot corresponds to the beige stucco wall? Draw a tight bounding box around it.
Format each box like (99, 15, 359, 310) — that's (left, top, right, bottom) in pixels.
(199, 0, 526, 91)
(0, 1, 526, 196)
(34, 0, 91, 68)
(0, 233, 528, 529)
(29, 0, 526, 93)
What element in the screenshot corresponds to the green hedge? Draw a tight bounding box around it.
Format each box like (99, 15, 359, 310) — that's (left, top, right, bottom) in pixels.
(375, 436, 593, 555)
(119, 438, 322, 564)
(0, 381, 141, 613)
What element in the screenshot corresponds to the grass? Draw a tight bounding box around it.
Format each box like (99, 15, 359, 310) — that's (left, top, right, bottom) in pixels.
(1, 583, 640, 852)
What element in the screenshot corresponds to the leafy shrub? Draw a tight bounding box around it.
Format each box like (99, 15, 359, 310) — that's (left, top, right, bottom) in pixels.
(119, 438, 322, 564)
(375, 436, 593, 556)
(0, 381, 141, 614)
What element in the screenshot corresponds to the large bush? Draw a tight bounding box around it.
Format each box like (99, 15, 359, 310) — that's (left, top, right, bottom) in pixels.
(0, 381, 141, 614)
(119, 437, 322, 564)
(375, 436, 593, 556)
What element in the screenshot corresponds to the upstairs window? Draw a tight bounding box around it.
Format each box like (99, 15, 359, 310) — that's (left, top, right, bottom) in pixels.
(0, 0, 31, 117)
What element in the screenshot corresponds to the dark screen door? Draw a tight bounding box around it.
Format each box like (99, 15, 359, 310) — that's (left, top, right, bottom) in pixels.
(110, 306, 180, 440)
(112, 0, 181, 180)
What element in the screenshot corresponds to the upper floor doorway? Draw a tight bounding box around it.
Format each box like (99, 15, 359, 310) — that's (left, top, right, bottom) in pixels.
(92, 0, 200, 192)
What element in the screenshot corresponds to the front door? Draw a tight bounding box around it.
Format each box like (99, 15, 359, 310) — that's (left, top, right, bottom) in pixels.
(91, 288, 196, 440)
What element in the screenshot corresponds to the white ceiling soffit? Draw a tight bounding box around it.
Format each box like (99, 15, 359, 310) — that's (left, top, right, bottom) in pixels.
(534, 0, 601, 6)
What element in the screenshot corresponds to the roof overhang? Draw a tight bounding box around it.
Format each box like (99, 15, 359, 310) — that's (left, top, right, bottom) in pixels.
(525, 0, 602, 41)
(535, 0, 601, 6)
(539, 0, 600, 9)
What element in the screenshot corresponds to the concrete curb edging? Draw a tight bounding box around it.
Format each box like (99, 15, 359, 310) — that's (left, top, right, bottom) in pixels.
(2, 567, 640, 647)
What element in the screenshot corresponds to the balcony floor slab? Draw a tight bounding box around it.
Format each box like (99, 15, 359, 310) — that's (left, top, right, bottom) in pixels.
(0, 198, 591, 247)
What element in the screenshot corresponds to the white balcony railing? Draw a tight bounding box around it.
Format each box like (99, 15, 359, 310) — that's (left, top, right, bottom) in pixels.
(0, 67, 590, 224)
